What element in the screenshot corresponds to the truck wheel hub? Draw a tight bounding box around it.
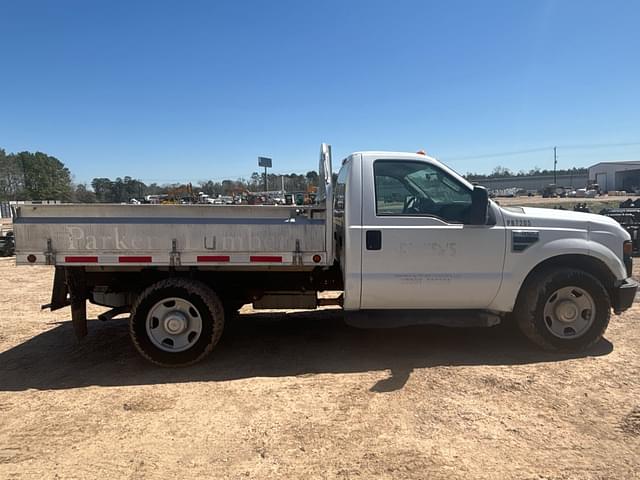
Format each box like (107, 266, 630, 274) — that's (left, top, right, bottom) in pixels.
(146, 297, 203, 353)
(164, 312, 188, 334)
(543, 286, 596, 339)
(555, 300, 578, 322)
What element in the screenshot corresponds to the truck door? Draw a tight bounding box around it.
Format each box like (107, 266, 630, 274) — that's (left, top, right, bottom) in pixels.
(360, 157, 506, 309)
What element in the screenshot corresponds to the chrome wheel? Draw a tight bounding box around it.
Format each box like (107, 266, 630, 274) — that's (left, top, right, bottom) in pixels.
(146, 297, 203, 352)
(543, 286, 596, 339)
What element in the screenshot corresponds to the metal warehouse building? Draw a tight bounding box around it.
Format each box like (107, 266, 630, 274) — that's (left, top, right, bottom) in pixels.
(588, 161, 640, 193)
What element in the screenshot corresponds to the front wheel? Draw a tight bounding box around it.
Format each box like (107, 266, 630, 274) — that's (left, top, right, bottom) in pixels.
(129, 278, 224, 366)
(513, 268, 611, 352)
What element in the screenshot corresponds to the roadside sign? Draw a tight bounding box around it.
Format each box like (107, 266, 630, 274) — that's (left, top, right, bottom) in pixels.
(258, 157, 272, 168)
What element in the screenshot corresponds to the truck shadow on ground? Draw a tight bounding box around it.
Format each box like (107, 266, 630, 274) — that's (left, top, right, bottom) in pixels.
(0, 309, 613, 393)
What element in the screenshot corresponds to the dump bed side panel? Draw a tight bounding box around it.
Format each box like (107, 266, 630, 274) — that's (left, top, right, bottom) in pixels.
(14, 204, 328, 267)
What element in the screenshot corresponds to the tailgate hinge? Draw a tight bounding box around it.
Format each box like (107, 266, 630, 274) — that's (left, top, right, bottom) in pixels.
(204, 236, 217, 250)
(293, 239, 303, 266)
(45, 238, 56, 265)
(170, 238, 181, 267)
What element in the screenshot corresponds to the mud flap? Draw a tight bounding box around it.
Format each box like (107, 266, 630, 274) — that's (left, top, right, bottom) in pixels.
(42, 267, 71, 311)
(70, 298, 88, 339)
(65, 267, 88, 340)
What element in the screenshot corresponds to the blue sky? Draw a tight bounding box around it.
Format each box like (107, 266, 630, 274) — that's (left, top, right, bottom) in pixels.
(1, 0, 639, 184)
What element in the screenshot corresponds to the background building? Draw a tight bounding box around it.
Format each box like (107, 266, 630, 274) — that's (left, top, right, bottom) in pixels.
(588, 161, 640, 193)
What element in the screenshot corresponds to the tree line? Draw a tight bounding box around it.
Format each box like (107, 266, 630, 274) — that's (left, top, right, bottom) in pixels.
(467, 165, 588, 180)
(0, 149, 73, 201)
(0, 147, 324, 203)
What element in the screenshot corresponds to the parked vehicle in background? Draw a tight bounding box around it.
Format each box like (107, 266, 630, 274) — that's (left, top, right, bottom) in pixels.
(542, 184, 558, 198)
(491, 187, 517, 198)
(542, 184, 570, 198)
(601, 198, 640, 255)
(0, 231, 15, 257)
(13, 144, 638, 366)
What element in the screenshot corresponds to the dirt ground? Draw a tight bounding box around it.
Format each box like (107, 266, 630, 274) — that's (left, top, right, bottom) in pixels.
(1, 258, 639, 479)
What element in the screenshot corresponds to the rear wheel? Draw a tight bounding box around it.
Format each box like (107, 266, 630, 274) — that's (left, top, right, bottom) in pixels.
(514, 268, 611, 351)
(130, 278, 224, 366)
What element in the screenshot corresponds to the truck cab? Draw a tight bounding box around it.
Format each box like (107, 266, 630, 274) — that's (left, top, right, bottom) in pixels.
(334, 150, 636, 351)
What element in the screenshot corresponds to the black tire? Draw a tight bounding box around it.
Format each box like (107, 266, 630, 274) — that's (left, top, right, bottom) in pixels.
(129, 278, 224, 367)
(513, 268, 611, 352)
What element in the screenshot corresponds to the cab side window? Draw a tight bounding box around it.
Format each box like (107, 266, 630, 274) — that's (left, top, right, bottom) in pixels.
(374, 160, 472, 223)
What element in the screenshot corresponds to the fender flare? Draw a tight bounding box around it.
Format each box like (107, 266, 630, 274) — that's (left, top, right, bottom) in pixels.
(490, 238, 626, 312)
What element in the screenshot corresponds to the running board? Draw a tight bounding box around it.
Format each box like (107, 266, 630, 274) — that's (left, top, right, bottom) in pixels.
(344, 310, 502, 329)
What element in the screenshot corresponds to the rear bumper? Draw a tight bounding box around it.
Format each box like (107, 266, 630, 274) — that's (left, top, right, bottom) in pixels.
(612, 278, 638, 313)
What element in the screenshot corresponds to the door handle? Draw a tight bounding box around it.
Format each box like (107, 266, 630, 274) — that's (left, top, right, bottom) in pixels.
(366, 230, 382, 250)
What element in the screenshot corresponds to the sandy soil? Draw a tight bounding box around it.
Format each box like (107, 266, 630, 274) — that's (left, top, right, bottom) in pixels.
(0, 257, 639, 479)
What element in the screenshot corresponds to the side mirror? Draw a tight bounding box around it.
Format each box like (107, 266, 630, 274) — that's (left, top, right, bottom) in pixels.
(469, 186, 489, 225)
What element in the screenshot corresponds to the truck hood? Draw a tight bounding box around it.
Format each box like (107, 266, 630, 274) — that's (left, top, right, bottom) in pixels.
(500, 205, 629, 239)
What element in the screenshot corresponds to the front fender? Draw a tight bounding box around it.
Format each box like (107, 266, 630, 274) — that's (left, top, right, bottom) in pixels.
(489, 236, 627, 312)
(587, 239, 627, 280)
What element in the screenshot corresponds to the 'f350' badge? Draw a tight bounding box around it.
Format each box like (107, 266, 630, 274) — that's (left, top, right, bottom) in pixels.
(507, 219, 532, 227)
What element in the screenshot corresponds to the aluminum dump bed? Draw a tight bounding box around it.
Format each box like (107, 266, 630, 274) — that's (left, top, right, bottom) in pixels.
(14, 144, 334, 269)
(14, 203, 329, 268)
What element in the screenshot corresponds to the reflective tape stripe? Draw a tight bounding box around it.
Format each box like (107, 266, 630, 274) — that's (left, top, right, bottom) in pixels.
(250, 255, 282, 263)
(118, 256, 152, 263)
(31, 252, 325, 265)
(64, 256, 98, 263)
(197, 255, 230, 262)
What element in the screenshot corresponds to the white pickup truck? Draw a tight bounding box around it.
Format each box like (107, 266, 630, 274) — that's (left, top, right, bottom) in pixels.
(14, 144, 637, 366)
